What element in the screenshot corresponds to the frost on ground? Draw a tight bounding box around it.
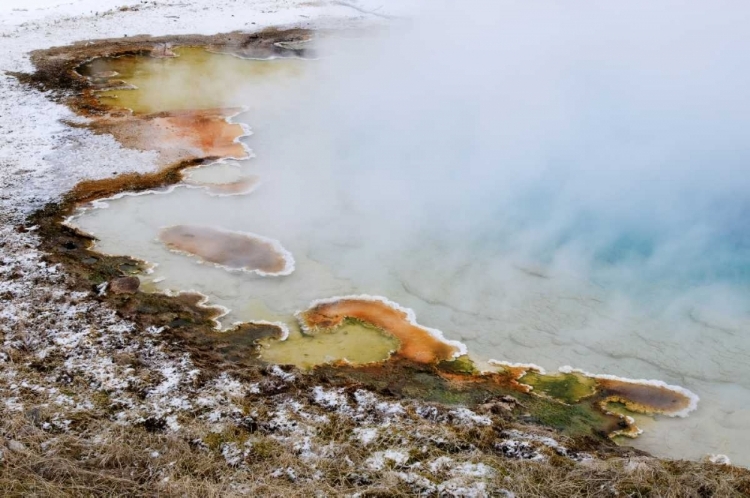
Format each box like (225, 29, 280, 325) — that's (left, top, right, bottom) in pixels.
(0, 222, 612, 495)
(2, 0, 750, 496)
(1, 219, 568, 494)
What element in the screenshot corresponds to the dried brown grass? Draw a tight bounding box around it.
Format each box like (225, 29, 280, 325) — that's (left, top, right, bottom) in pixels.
(2, 405, 749, 498)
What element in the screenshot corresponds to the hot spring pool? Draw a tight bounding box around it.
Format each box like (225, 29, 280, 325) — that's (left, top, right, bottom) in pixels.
(69, 36, 750, 465)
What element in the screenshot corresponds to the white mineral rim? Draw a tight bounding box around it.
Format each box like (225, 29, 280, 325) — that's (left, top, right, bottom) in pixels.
(297, 294, 468, 358)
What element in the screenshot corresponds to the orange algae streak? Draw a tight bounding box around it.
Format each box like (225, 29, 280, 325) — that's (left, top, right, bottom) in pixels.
(555, 366, 699, 418)
(91, 108, 248, 167)
(296, 296, 466, 364)
(492, 363, 698, 419)
(487, 361, 547, 393)
(164, 109, 247, 158)
(158, 225, 294, 276)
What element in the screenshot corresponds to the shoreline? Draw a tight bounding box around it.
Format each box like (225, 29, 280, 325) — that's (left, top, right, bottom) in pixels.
(21, 29, 696, 444)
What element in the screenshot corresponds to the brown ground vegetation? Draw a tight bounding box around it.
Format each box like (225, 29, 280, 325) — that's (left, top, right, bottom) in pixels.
(2, 378, 749, 498)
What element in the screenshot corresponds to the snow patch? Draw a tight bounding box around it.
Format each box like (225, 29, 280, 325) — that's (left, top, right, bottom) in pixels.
(366, 449, 409, 470)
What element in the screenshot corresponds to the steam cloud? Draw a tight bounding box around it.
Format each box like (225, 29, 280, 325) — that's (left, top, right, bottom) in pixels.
(245, 0, 750, 319)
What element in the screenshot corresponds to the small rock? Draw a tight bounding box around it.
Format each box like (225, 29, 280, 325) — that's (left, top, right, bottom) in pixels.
(624, 457, 652, 473)
(478, 395, 520, 414)
(705, 454, 732, 465)
(7, 440, 27, 454)
(478, 401, 512, 414)
(151, 43, 176, 58)
(25, 407, 42, 425)
(110, 276, 140, 294)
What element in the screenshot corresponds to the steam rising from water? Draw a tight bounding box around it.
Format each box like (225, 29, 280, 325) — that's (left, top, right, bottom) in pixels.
(71, 1, 750, 464)
(239, 2, 750, 461)
(274, 1, 750, 300)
